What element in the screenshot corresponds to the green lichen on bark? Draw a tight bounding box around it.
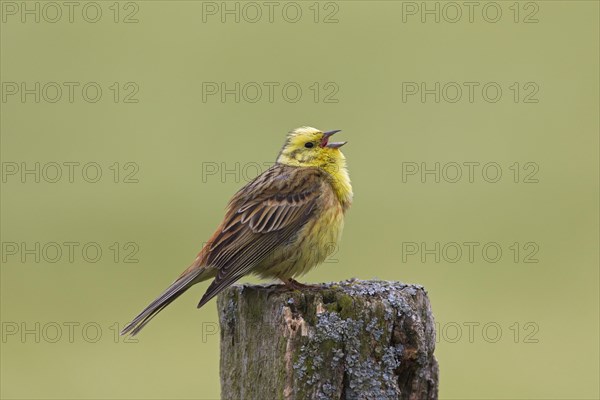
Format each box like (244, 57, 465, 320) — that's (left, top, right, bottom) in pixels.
(218, 279, 438, 400)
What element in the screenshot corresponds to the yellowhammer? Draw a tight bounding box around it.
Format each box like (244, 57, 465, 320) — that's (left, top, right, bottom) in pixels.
(121, 127, 352, 336)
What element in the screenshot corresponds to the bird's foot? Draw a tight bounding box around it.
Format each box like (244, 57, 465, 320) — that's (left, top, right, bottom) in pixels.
(281, 278, 314, 291)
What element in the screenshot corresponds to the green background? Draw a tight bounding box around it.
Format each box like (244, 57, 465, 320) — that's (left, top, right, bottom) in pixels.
(1, 1, 598, 399)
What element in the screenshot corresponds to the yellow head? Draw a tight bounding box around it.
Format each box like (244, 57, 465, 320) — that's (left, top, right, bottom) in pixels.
(277, 126, 353, 207)
(276, 126, 347, 168)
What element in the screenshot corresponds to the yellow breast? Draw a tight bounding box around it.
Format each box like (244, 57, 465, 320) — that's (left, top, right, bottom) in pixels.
(255, 197, 345, 280)
(326, 163, 353, 210)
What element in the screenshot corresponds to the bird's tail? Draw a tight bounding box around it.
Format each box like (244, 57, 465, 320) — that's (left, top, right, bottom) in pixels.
(120, 266, 211, 336)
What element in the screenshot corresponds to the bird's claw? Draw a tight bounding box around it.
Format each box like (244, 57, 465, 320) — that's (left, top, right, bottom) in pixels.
(282, 278, 313, 291)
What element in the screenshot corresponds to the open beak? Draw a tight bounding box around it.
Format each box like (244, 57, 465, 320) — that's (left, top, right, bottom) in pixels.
(321, 130, 347, 149)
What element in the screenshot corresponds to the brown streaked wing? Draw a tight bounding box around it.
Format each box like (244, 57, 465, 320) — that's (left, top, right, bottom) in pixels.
(196, 164, 327, 308)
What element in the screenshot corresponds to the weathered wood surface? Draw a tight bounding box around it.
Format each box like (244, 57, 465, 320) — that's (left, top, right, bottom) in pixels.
(217, 279, 439, 400)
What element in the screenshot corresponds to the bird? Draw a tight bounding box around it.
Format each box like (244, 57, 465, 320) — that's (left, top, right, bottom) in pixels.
(120, 127, 353, 336)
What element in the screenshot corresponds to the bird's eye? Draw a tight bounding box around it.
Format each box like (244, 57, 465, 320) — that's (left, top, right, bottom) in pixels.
(304, 142, 314, 148)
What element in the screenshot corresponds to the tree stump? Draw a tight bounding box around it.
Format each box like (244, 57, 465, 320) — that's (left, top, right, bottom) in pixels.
(217, 279, 438, 399)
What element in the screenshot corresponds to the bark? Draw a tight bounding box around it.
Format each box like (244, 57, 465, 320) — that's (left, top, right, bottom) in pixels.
(217, 279, 439, 400)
